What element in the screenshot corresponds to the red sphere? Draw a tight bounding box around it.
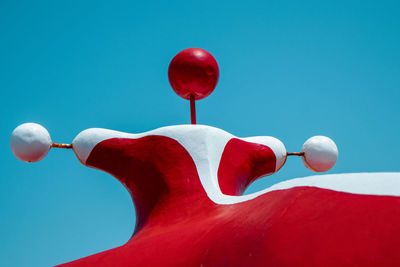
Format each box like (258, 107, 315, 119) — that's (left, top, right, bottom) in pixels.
(168, 48, 219, 100)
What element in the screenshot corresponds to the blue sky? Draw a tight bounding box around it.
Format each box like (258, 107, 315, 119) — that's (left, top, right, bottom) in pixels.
(1, 0, 399, 266)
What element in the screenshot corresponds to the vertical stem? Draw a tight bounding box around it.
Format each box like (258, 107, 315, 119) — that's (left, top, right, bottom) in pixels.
(190, 94, 196, 124)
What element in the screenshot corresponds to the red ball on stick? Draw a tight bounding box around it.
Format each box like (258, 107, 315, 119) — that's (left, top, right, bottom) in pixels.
(168, 48, 219, 100)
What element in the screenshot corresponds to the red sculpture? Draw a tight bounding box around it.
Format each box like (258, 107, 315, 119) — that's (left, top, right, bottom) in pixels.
(10, 48, 400, 266)
(54, 127, 397, 266)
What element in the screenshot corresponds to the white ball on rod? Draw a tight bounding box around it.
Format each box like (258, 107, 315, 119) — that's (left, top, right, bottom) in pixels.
(10, 123, 52, 162)
(301, 136, 338, 172)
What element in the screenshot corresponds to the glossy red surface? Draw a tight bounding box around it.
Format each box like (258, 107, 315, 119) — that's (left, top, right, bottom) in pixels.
(58, 136, 400, 266)
(168, 48, 219, 100)
(218, 138, 276, 195)
(85, 136, 211, 232)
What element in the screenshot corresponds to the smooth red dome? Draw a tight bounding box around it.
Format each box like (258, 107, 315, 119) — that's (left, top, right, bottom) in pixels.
(168, 48, 219, 100)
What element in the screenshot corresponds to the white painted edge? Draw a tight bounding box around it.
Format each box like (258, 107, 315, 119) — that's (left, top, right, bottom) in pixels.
(247, 172, 400, 199)
(72, 125, 400, 205)
(243, 136, 287, 171)
(72, 125, 288, 204)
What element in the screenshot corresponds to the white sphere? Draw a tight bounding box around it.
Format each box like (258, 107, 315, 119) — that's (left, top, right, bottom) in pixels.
(301, 136, 338, 172)
(10, 123, 52, 162)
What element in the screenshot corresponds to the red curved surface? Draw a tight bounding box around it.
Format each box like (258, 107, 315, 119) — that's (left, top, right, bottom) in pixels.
(218, 138, 276, 195)
(58, 136, 400, 266)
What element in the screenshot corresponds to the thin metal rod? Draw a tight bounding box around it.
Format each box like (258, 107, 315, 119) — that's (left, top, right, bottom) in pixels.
(51, 143, 73, 149)
(190, 94, 196, 124)
(287, 152, 304, 156)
